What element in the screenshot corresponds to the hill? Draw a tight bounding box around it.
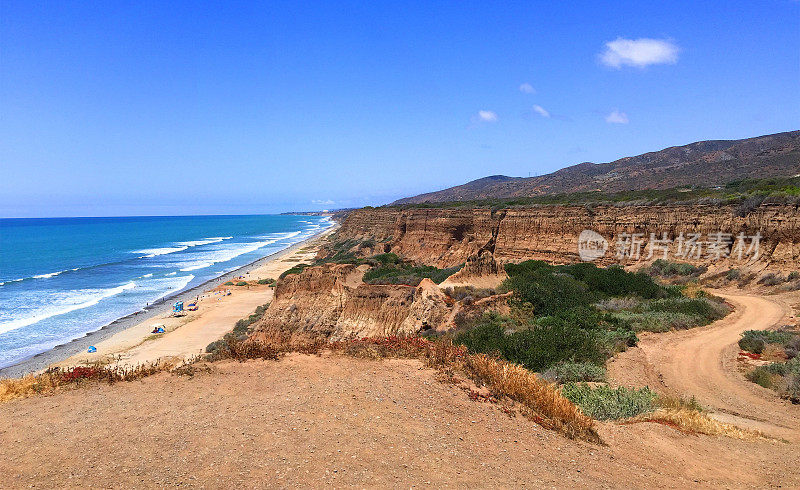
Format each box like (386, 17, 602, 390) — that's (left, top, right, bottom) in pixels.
(393, 130, 800, 205)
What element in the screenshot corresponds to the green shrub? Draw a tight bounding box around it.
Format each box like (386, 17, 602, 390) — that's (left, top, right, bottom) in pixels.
(609, 297, 729, 333)
(648, 259, 707, 278)
(368, 253, 401, 265)
(223, 281, 234, 286)
(454, 313, 607, 372)
(739, 336, 765, 354)
(541, 362, 607, 384)
(453, 318, 507, 356)
(502, 268, 592, 316)
(279, 263, 309, 279)
(739, 329, 797, 354)
(561, 384, 657, 420)
(746, 367, 775, 388)
(363, 263, 462, 286)
(758, 273, 785, 286)
(503, 261, 672, 313)
(235, 281, 248, 286)
(725, 269, 741, 280)
(257, 278, 275, 285)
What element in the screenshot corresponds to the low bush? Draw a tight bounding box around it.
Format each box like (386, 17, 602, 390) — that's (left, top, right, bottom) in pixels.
(608, 296, 729, 333)
(739, 329, 797, 354)
(648, 259, 707, 278)
(455, 313, 609, 372)
(746, 367, 776, 388)
(541, 362, 606, 384)
(442, 285, 496, 303)
(561, 383, 657, 420)
(279, 263, 309, 279)
(502, 261, 674, 317)
(256, 278, 275, 285)
(746, 357, 800, 403)
(363, 263, 463, 286)
(758, 273, 785, 286)
(235, 281, 248, 286)
(223, 281, 234, 286)
(725, 269, 741, 281)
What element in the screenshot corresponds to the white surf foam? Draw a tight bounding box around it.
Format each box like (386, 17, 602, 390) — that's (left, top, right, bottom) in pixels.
(0, 282, 137, 335)
(134, 246, 189, 258)
(176, 237, 287, 272)
(32, 270, 67, 279)
(177, 236, 232, 247)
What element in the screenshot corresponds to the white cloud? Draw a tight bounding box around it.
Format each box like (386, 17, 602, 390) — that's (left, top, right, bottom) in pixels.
(532, 105, 550, 118)
(312, 199, 335, 205)
(519, 83, 536, 94)
(599, 37, 679, 68)
(477, 110, 498, 122)
(605, 109, 629, 124)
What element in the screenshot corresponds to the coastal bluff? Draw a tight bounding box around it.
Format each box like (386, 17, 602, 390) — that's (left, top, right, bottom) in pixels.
(333, 204, 800, 270)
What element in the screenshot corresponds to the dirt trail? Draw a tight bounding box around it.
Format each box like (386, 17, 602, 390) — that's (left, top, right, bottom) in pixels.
(608, 291, 800, 441)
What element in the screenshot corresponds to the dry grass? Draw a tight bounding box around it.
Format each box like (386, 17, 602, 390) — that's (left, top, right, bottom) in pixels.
(633, 408, 763, 439)
(464, 354, 600, 443)
(0, 364, 164, 403)
(622, 394, 765, 439)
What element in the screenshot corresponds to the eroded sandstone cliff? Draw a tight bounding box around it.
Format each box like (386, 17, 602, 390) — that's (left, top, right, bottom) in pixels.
(334, 204, 800, 270)
(251, 263, 455, 341)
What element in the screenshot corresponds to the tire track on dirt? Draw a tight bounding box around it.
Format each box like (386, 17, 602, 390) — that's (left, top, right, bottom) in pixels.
(608, 291, 800, 441)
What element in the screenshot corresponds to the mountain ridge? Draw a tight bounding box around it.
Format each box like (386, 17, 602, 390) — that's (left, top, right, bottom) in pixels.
(392, 130, 800, 205)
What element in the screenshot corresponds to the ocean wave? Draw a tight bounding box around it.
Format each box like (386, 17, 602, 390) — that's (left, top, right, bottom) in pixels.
(0, 282, 137, 335)
(134, 246, 189, 258)
(177, 236, 232, 247)
(32, 270, 67, 279)
(176, 237, 286, 272)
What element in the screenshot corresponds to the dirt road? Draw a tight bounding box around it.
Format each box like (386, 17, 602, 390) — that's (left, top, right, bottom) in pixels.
(608, 291, 800, 441)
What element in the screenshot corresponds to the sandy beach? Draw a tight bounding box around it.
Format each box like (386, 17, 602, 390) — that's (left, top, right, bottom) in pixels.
(0, 224, 337, 378)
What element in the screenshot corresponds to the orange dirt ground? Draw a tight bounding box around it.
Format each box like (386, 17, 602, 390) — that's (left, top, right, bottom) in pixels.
(1, 353, 798, 488)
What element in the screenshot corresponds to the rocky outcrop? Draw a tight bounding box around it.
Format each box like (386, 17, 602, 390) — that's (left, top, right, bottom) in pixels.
(251, 263, 455, 341)
(440, 250, 508, 289)
(335, 204, 800, 270)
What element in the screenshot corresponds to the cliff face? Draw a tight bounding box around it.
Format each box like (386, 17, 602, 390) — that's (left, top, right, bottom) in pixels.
(251, 263, 454, 341)
(336, 204, 800, 269)
(254, 202, 800, 342)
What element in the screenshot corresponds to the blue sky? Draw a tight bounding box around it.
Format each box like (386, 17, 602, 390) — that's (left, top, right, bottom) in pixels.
(1, 1, 798, 217)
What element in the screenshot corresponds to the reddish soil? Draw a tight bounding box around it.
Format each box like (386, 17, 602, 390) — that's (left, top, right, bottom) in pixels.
(1, 353, 798, 488)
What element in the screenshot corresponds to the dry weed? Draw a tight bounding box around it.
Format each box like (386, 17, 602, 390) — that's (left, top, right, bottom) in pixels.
(464, 354, 600, 443)
(633, 408, 764, 439)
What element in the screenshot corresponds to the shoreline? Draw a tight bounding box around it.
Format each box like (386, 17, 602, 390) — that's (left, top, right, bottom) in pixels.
(0, 222, 337, 378)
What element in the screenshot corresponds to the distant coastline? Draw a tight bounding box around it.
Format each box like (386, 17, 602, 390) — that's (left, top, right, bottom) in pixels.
(0, 221, 335, 378)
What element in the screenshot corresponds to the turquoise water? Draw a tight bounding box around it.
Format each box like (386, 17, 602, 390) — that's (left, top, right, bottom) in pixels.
(0, 214, 332, 368)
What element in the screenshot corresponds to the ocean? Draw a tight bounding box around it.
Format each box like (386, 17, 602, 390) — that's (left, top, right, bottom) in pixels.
(0, 214, 332, 369)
